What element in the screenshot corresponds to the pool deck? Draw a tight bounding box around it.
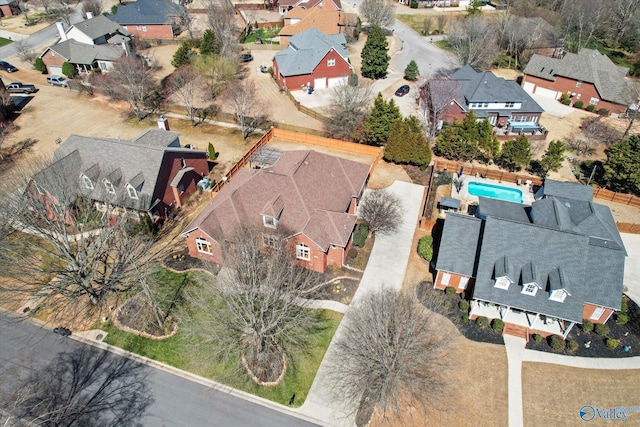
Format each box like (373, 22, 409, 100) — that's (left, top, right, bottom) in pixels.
(452, 175, 536, 206)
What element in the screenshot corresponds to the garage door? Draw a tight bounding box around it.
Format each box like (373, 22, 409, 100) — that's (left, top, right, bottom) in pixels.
(48, 66, 63, 76)
(523, 81, 535, 93)
(534, 86, 560, 100)
(327, 77, 348, 88)
(313, 77, 326, 89)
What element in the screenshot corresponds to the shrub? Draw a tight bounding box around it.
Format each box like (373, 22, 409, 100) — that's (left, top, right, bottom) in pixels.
(61, 61, 76, 78)
(533, 334, 543, 343)
(461, 315, 469, 323)
(410, 0, 418, 7)
(559, 93, 569, 102)
(548, 335, 565, 351)
(597, 108, 609, 116)
(459, 300, 469, 312)
(460, 291, 466, 300)
(581, 319, 593, 333)
(347, 248, 358, 259)
(444, 300, 452, 309)
(566, 340, 579, 353)
(621, 296, 628, 313)
(417, 235, 433, 261)
(476, 316, 489, 328)
(586, 104, 595, 112)
(561, 98, 571, 105)
(595, 323, 610, 336)
(445, 286, 456, 296)
(616, 313, 629, 325)
(606, 338, 619, 349)
(35, 57, 47, 74)
(492, 319, 504, 332)
(352, 223, 369, 247)
(573, 100, 584, 109)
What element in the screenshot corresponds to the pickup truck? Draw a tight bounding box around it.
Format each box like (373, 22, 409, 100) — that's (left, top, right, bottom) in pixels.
(5, 82, 36, 94)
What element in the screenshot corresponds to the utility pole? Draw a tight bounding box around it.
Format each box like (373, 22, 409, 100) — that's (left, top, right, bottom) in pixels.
(587, 163, 597, 186)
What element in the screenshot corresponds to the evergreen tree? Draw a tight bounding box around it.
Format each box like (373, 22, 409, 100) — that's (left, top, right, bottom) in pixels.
(477, 118, 500, 160)
(172, 41, 195, 68)
(199, 29, 217, 56)
(500, 134, 531, 171)
(361, 27, 390, 79)
(35, 57, 47, 74)
(363, 93, 401, 146)
(603, 134, 640, 194)
(384, 117, 431, 167)
(207, 142, 218, 160)
(61, 62, 76, 78)
(466, 0, 483, 16)
(404, 60, 419, 81)
(539, 140, 565, 176)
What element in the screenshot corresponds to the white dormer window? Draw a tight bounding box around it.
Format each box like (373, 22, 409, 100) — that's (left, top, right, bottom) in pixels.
(263, 215, 277, 229)
(104, 180, 115, 194)
(549, 289, 567, 302)
(195, 237, 212, 254)
(521, 283, 538, 296)
(505, 102, 515, 108)
(327, 58, 335, 67)
(82, 175, 94, 189)
(127, 185, 138, 200)
(494, 276, 511, 290)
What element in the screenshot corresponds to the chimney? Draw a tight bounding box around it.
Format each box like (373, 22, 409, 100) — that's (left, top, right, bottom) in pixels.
(158, 116, 170, 131)
(86, 11, 94, 19)
(56, 22, 67, 41)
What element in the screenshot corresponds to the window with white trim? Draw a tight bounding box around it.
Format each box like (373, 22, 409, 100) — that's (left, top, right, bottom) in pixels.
(127, 185, 138, 200)
(441, 273, 451, 286)
(82, 175, 94, 189)
(104, 180, 115, 194)
(296, 244, 310, 261)
(142, 26, 147, 32)
(521, 283, 538, 296)
(589, 97, 599, 105)
(263, 215, 277, 228)
(549, 289, 567, 302)
(576, 81, 582, 88)
(327, 58, 335, 67)
(262, 233, 279, 248)
(458, 276, 469, 290)
(136, 25, 141, 30)
(195, 237, 212, 254)
(494, 276, 511, 290)
(590, 306, 605, 321)
(505, 102, 515, 108)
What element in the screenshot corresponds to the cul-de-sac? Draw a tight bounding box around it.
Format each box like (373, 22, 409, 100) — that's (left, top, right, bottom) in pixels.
(1, 0, 640, 425)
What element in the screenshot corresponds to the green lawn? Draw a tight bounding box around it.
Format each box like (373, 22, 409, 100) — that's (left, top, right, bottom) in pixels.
(0, 37, 11, 47)
(245, 27, 281, 44)
(103, 308, 342, 406)
(434, 39, 454, 52)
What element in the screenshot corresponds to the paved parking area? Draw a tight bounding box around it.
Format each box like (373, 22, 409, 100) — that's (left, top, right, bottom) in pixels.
(530, 93, 575, 118)
(622, 233, 640, 306)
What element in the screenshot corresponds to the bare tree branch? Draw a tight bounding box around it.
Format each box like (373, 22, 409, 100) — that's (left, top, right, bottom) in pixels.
(447, 16, 500, 69)
(359, 0, 395, 29)
(224, 80, 269, 139)
(358, 189, 403, 235)
(325, 83, 372, 141)
(166, 66, 201, 126)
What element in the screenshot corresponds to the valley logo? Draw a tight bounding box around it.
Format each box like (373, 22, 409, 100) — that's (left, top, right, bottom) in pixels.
(579, 405, 640, 422)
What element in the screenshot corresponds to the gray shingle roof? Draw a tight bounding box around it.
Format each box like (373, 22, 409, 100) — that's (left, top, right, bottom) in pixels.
(47, 40, 126, 64)
(539, 179, 594, 201)
(524, 49, 634, 105)
(71, 15, 131, 41)
(109, 0, 184, 25)
(435, 213, 482, 277)
(33, 130, 205, 213)
(476, 197, 530, 223)
(274, 28, 348, 77)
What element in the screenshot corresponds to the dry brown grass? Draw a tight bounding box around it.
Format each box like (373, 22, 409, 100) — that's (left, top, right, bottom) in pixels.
(522, 363, 640, 426)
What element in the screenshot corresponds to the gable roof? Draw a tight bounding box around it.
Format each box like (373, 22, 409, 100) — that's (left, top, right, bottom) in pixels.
(524, 49, 634, 105)
(109, 0, 184, 25)
(280, 7, 346, 37)
(182, 150, 370, 252)
(435, 213, 482, 277)
(279, 0, 341, 10)
(275, 28, 349, 77)
(538, 178, 594, 201)
(45, 39, 125, 64)
(32, 130, 206, 212)
(69, 15, 131, 41)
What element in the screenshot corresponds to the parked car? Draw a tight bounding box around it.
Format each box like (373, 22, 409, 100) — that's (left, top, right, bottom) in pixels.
(47, 75, 68, 87)
(0, 61, 17, 72)
(53, 326, 72, 336)
(395, 84, 410, 97)
(5, 82, 36, 94)
(239, 53, 254, 63)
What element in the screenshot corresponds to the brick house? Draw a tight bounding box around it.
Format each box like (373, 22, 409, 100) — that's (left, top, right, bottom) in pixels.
(30, 126, 209, 222)
(279, 5, 353, 46)
(522, 49, 636, 116)
(421, 64, 545, 136)
(0, 0, 20, 17)
(274, 28, 351, 90)
(277, 0, 341, 15)
(434, 179, 626, 339)
(108, 0, 185, 39)
(40, 15, 131, 75)
(181, 150, 371, 273)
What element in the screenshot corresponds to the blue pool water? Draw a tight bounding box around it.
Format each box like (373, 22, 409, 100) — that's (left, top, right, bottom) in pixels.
(467, 181, 523, 204)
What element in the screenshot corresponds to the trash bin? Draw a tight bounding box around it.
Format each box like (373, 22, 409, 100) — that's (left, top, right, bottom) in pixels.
(308, 87, 313, 94)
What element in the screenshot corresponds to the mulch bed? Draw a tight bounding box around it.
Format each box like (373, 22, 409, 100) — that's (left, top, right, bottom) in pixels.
(116, 297, 171, 337)
(418, 281, 640, 357)
(312, 275, 360, 304)
(163, 248, 218, 274)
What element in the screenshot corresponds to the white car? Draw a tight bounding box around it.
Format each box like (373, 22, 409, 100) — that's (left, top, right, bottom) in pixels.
(47, 75, 68, 87)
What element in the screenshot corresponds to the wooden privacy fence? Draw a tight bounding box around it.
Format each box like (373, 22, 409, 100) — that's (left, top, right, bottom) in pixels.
(592, 188, 640, 208)
(616, 223, 640, 234)
(433, 160, 543, 186)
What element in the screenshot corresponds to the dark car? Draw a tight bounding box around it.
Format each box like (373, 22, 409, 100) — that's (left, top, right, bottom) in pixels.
(0, 61, 18, 72)
(53, 326, 72, 336)
(239, 53, 254, 63)
(395, 84, 410, 97)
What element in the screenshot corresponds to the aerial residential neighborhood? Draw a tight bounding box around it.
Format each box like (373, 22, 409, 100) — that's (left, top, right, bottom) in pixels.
(0, 0, 640, 426)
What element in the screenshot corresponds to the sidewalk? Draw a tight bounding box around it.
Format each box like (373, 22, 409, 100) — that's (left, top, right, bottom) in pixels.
(504, 335, 526, 427)
(299, 180, 425, 426)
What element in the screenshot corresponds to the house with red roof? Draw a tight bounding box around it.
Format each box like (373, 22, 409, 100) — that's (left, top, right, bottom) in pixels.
(181, 150, 371, 273)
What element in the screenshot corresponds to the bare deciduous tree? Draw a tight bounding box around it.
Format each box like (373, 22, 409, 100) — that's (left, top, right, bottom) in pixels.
(1, 346, 152, 427)
(166, 65, 201, 126)
(81, 0, 102, 17)
(566, 116, 621, 155)
(325, 83, 372, 141)
(0, 159, 162, 324)
(418, 75, 462, 137)
(447, 16, 500, 69)
(207, 0, 240, 58)
(358, 189, 402, 235)
(14, 39, 38, 66)
(96, 56, 162, 120)
(193, 54, 237, 100)
(329, 289, 453, 426)
(608, 0, 640, 48)
(359, 0, 395, 29)
(560, 0, 605, 52)
(224, 80, 268, 139)
(180, 227, 325, 385)
(0, 122, 15, 161)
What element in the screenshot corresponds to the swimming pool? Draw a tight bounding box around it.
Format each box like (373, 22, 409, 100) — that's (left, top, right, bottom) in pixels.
(467, 181, 523, 204)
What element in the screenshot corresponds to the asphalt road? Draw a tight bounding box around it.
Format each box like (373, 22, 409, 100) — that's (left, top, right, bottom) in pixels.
(0, 313, 318, 427)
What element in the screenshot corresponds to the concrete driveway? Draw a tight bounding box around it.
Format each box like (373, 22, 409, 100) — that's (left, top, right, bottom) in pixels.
(622, 233, 640, 305)
(529, 93, 575, 118)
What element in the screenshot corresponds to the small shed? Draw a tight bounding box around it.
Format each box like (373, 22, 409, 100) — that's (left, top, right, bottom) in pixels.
(439, 197, 461, 214)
